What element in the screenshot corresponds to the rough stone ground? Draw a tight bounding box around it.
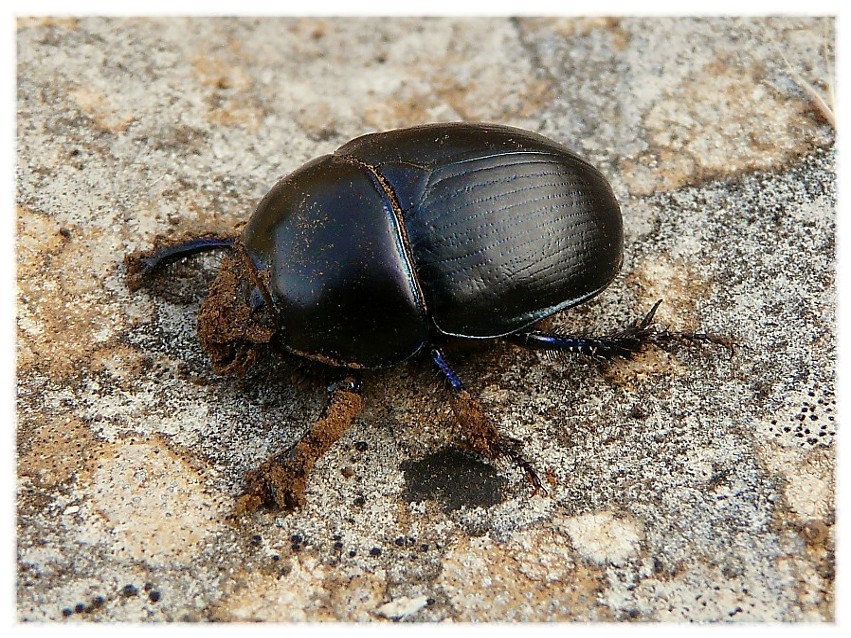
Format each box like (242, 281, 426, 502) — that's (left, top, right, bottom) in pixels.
(16, 17, 835, 622)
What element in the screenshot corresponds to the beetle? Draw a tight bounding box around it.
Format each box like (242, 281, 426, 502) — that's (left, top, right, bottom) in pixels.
(126, 122, 722, 513)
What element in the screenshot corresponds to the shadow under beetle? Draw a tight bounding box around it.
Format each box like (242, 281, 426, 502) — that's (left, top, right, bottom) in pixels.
(126, 122, 727, 514)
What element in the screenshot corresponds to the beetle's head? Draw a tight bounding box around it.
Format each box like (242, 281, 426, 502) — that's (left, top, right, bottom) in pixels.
(198, 251, 276, 376)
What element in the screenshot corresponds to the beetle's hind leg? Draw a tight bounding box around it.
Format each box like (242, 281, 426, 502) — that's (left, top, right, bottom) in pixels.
(431, 348, 545, 495)
(507, 300, 734, 360)
(234, 376, 364, 515)
(125, 233, 236, 290)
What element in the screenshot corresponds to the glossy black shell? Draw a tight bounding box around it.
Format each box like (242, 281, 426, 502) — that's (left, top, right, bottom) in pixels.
(243, 123, 623, 369)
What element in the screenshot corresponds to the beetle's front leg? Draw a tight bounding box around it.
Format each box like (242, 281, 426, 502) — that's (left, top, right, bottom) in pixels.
(431, 348, 545, 494)
(507, 300, 735, 360)
(234, 376, 363, 515)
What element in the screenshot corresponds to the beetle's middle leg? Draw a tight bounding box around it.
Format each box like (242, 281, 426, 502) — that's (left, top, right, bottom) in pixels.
(234, 376, 364, 515)
(507, 300, 734, 360)
(430, 348, 544, 494)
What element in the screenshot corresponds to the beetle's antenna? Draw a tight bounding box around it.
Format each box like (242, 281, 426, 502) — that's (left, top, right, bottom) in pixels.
(125, 234, 236, 290)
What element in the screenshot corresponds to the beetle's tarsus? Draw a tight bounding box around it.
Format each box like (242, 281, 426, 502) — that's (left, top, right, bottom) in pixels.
(431, 348, 545, 495)
(233, 377, 363, 515)
(647, 329, 739, 356)
(491, 435, 547, 496)
(447, 389, 545, 495)
(510, 300, 735, 360)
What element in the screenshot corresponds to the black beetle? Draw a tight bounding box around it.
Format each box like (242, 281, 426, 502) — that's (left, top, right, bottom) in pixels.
(126, 122, 723, 513)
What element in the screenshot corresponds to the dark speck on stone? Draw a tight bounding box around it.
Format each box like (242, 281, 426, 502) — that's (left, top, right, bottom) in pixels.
(354, 441, 368, 452)
(74, 603, 85, 613)
(62, 608, 72, 617)
(401, 448, 507, 512)
(121, 584, 138, 597)
(369, 547, 382, 556)
(149, 591, 161, 603)
(629, 405, 649, 419)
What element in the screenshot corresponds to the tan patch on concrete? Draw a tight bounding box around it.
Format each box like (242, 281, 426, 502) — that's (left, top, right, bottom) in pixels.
(432, 75, 553, 123)
(757, 441, 834, 620)
(625, 253, 712, 326)
(601, 347, 690, 388)
(18, 415, 104, 489)
(516, 16, 629, 50)
(17, 207, 130, 378)
(361, 21, 556, 130)
(374, 595, 429, 620)
(775, 554, 833, 621)
(759, 442, 832, 521)
(437, 529, 609, 621)
(88, 343, 154, 385)
(193, 53, 254, 91)
(18, 17, 80, 30)
(600, 254, 718, 386)
(325, 568, 390, 621)
(68, 87, 135, 133)
(622, 55, 828, 196)
(91, 439, 221, 566)
(192, 49, 264, 132)
(214, 558, 386, 621)
(17, 205, 66, 262)
(783, 469, 832, 521)
(520, 16, 621, 38)
(206, 95, 264, 132)
(556, 510, 643, 566)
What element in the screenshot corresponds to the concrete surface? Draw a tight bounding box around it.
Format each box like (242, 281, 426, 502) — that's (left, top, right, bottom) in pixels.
(16, 17, 835, 622)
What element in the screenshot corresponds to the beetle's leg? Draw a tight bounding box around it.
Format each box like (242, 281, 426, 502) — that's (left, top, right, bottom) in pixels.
(125, 234, 236, 290)
(233, 375, 363, 515)
(431, 348, 545, 495)
(507, 300, 735, 360)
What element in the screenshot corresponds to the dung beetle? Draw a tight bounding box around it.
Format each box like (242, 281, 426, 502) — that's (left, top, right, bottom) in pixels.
(126, 122, 725, 513)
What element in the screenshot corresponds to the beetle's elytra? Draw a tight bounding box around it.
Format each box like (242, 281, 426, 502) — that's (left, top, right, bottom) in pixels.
(243, 123, 623, 369)
(126, 122, 724, 513)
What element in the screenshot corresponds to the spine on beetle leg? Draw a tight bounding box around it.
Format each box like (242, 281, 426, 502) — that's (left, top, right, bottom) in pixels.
(519, 333, 642, 360)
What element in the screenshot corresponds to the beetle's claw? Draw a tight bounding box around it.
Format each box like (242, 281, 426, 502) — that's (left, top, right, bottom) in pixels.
(649, 329, 740, 356)
(497, 438, 547, 497)
(637, 299, 664, 330)
(448, 389, 546, 496)
(616, 301, 738, 357)
(232, 383, 364, 516)
(233, 449, 308, 516)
